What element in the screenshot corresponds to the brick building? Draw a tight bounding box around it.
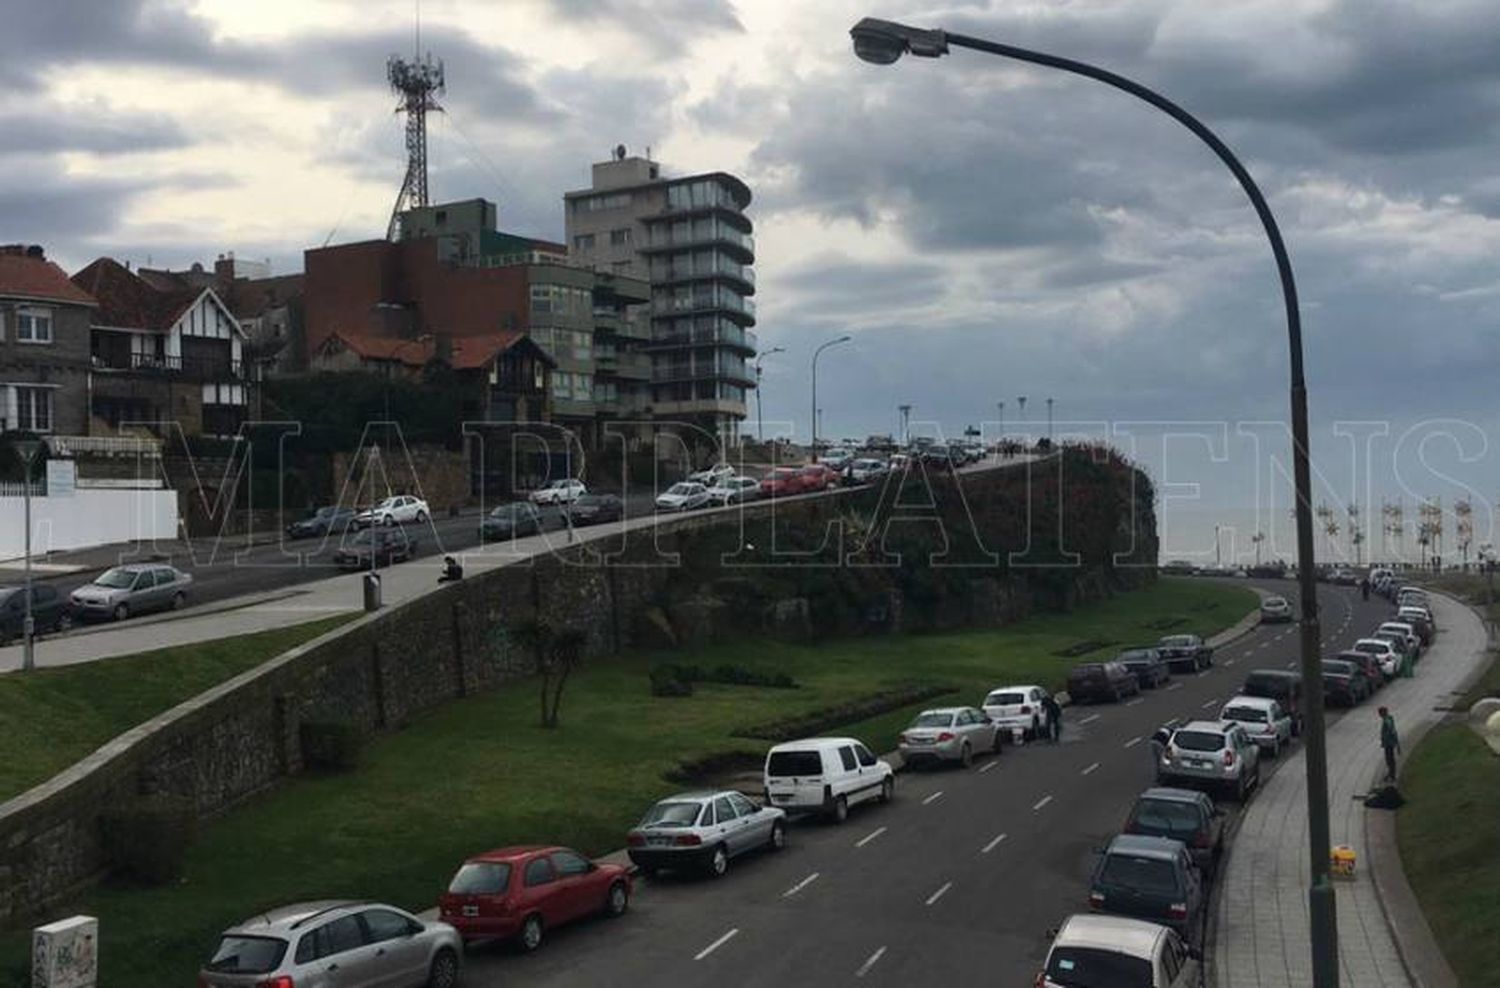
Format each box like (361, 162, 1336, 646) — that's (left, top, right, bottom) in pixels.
(0, 245, 96, 435)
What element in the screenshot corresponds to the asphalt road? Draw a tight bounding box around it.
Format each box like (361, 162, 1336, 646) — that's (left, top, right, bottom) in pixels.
(452, 579, 1393, 987)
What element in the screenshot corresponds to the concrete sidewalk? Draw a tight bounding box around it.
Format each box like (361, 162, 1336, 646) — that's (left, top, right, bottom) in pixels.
(1212, 593, 1485, 988)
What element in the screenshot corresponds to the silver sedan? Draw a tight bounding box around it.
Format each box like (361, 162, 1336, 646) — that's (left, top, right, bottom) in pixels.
(625, 790, 787, 879)
(898, 706, 1002, 768)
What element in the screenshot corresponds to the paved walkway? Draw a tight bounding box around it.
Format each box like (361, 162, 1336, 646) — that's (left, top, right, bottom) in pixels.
(1214, 592, 1485, 988)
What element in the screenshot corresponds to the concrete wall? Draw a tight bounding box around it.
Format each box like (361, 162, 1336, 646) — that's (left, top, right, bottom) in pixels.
(0, 488, 178, 561)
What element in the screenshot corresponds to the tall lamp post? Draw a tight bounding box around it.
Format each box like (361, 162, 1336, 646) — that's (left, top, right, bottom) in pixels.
(1046, 397, 1054, 440)
(849, 18, 1331, 984)
(898, 403, 912, 447)
(996, 401, 1005, 459)
(754, 346, 786, 443)
(14, 438, 43, 673)
(1017, 395, 1027, 432)
(811, 335, 851, 461)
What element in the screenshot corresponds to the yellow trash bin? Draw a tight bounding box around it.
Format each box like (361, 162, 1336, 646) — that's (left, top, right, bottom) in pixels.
(1331, 845, 1357, 878)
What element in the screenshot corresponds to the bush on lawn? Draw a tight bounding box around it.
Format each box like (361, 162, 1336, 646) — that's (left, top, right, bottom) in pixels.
(101, 800, 195, 886)
(649, 662, 798, 696)
(649, 664, 694, 697)
(300, 720, 363, 772)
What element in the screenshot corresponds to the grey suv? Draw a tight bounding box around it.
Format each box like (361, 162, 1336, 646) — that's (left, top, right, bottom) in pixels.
(199, 900, 461, 988)
(1158, 720, 1262, 801)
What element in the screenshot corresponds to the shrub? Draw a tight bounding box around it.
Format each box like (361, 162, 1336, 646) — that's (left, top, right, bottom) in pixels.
(300, 720, 363, 772)
(649, 664, 694, 697)
(101, 800, 195, 886)
(649, 662, 798, 695)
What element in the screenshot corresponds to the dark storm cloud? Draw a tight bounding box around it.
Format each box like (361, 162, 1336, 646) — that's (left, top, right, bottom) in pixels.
(0, 108, 190, 156)
(0, 176, 149, 244)
(533, 0, 744, 55)
(773, 257, 948, 318)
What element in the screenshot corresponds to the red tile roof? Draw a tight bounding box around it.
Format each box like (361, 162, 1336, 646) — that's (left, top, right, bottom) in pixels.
(318, 330, 544, 370)
(0, 252, 97, 306)
(71, 257, 199, 331)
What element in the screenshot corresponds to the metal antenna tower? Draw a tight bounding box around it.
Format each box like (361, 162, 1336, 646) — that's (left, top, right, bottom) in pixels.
(386, 38, 444, 240)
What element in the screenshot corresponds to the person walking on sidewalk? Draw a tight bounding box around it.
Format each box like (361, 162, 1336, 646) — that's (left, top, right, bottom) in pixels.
(1041, 692, 1063, 742)
(1379, 706, 1401, 782)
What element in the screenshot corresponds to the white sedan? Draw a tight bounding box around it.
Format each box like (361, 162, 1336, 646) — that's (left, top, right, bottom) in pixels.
(707, 476, 760, 506)
(688, 463, 736, 486)
(530, 479, 587, 505)
(354, 495, 429, 527)
(981, 684, 1054, 740)
(656, 482, 710, 512)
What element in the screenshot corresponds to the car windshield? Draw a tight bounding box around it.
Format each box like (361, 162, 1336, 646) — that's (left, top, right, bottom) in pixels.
(205, 935, 288, 974)
(313, 507, 335, 519)
(375, 497, 398, 509)
(1119, 650, 1154, 662)
(489, 505, 523, 517)
(770, 469, 796, 479)
(551, 480, 574, 490)
(1353, 642, 1386, 654)
(447, 861, 511, 895)
(1264, 597, 1287, 606)
(911, 713, 954, 728)
(1050, 947, 1152, 983)
(986, 692, 1025, 706)
(1322, 660, 1355, 676)
(1129, 799, 1203, 837)
(1174, 730, 1226, 752)
(1099, 854, 1182, 894)
(349, 530, 379, 546)
(767, 750, 823, 777)
(667, 484, 695, 495)
(93, 568, 138, 589)
(1159, 636, 1194, 648)
(639, 801, 704, 828)
(575, 495, 608, 507)
(1223, 705, 1268, 723)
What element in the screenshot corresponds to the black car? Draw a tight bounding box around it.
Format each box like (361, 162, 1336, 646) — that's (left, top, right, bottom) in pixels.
(1089, 834, 1205, 941)
(1320, 658, 1368, 706)
(1123, 787, 1226, 875)
(1117, 648, 1171, 689)
(568, 493, 624, 526)
(479, 502, 544, 541)
(333, 528, 415, 570)
(0, 584, 72, 642)
(1067, 661, 1141, 704)
(1241, 669, 1305, 736)
(1156, 634, 1214, 672)
(286, 506, 356, 539)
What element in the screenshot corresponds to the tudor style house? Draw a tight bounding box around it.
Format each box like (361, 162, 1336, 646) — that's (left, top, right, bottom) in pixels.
(72, 257, 256, 437)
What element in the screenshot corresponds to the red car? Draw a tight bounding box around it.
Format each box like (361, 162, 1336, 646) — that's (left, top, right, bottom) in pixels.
(437, 845, 630, 952)
(798, 463, 839, 492)
(759, 468, 805, 498)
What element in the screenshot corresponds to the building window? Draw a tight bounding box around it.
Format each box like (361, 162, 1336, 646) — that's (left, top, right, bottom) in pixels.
(435, 209, 448, 224)
(17, 308, 53, 343)
(16, 387, 53, 432)
(573, 233, 595, 251)
(530, 284, 554, 314)
(609, 228, 632, 246)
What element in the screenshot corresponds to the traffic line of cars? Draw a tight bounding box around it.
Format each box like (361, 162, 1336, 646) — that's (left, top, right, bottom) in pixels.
(1, 562, 195, 641)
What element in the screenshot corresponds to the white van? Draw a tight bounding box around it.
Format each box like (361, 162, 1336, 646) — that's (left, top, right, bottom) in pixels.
(763, 737, 894, 823)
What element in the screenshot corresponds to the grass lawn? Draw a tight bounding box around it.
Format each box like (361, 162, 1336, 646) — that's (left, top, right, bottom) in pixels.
(0, 578, 1253, 984)
(0, 614, 356, 804)
(1396, 723, 1500, 987)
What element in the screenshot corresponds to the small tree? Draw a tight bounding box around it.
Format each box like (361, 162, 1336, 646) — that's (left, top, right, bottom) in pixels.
(509, 620, 585, 728)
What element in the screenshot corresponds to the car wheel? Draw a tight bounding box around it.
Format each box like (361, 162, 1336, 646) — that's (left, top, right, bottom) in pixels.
(879, 777, 894, 803)
(707, 844, 729, 878)
(415, 510, 428, 523)
(1235, 775, 1247, 802)
(604, 880, 629, 917)
(959, 743, 973, 768)
(171, 592, 185, 610)
(382, 514, 395, 527)
(994, 729, 1006, 754)
(55, 612, 74, 632)
(427, 948, 459, 988)
(1269, 739, 1280, 759)
(518, 914, 544, 953)
(768, 820, 788, 851)
(112, 603, 129, 622)
(831, 795, 849, 824)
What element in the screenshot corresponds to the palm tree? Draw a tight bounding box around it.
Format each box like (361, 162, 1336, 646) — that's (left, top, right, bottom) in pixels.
(1251, 531, 1266, 567)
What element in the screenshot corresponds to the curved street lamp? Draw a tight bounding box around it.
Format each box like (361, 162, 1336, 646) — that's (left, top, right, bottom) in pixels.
(811, 335, 852, 461)
(754, 346, 786, 443)
(849, 17, 1332, 984)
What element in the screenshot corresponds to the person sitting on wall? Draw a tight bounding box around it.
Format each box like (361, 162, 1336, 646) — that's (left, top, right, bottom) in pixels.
(438, 555, 463, 583)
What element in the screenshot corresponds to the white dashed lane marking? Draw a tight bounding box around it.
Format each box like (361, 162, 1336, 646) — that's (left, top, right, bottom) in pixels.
(1124, 737, 1143, 749)
(1080, 713, 1101, 725)
(922, 791, 944, 806)
(782, 873, 820, 898)
(925, 882, 953, 906)
(1033, 795, 1054, 810)
(855, 946, 887, 979)
(982, 833, 1008, 854)
(695, 929, 739, 961)
(1081, 762, 1100, 776)
(855, 827, 886, 848)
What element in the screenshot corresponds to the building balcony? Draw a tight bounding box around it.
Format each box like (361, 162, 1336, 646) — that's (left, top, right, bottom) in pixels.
(652, 360, 755, 388)
(650, 325, 758, 355)
(640, 228, 754, 264)
(649, 261, 755, 294)
(650, 397, 747, 419)
(596, 352, 652, 380)
(91, 352, 250, 381)
(650, 292, 755, 326)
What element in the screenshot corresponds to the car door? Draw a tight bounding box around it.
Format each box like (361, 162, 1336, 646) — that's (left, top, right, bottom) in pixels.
(143, 569, 172, 611)
(549, 849, 600, 923)
(709, 795, 749, 855)
(520, 854, 563, 928)
(357, 908, 427, 987)
(1181, 847, 1204, 922)
(304, 914, 381, 987)
(728, 792, 768, 847)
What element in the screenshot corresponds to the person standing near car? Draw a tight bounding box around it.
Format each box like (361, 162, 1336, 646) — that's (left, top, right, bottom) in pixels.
(1040, 692, 1063, 742)
(1379, 707, 1401, 782)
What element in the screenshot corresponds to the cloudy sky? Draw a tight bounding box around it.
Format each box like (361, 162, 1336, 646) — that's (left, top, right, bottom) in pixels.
(8, 0, 1500, 562)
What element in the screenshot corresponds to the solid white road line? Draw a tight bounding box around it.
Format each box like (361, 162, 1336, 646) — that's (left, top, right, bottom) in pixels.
(1124, 736, 1143, 749)
(783, 873, 820, 898)
(922, 791, 944, 806)
(855, 827, 886, 848)
(695, 929, 739, 961)
(1081, 762, 1100, 776)
(855, 946, 887, 979)
(1033, 794, 1054, 810)
(979, 759, 998, 773)
(925, 881, 953, 906)
(1080, 713, 1102, 724)
(982, 832, 1008, 854)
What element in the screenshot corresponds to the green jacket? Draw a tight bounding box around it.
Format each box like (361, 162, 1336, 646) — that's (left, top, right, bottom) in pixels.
(1380, 715, 1400, 751)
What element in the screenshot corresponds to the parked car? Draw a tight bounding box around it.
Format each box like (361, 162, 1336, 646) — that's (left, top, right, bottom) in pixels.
(797, 463, 838, 492)
(529, 479, 586, 506)
(981, 684, 1054, 740)
(1156, 634, 1214, 672)
(437, 846, 630, 952)
(1320, 658, 1369, 707)
(1239, 669, 1305, 736)
(285, 506, 355, 540)
(759, 467, 805, 498)
(1122, 787, 1226, 875)
(480, 502, 545, 540)
(333, 528, 415, 571)
(1118, 648, 1172, 689)
(69, 564, 192, 622)
(707, 476, 761, 506)
(1158, 720, 1261, 801)
(820, 449, 854, 471)
(897, 707, 1002, 767)
(656, 482, 710, 512)
(1067, 660, 1142, 704)
(0, 584, 72, 641)
(568, 493, 624, 525)
(1340, 648, 1390, 690)
(625, 790, 787, 879)
(1218, 695, 1293, 757)
(1396, 606, 1435, 645)
(1352, 635, 1401, 676)
(1376, 620, 1421, 656)
(1259, 595, 1294, 623)
(199, 900, 461, 988)
(1329, 568, 1358, 586)
(762, 737, 893, 823)
(1038, 914, 1201, 988)
(848, 458, 889, 484)
(687, 462, 736, 486)
(1088, 834, 1206, 940)
(354, 494, 429, 528)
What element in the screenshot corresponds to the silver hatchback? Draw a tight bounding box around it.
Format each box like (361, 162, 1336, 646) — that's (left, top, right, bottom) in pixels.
(199, 900, 461, 988)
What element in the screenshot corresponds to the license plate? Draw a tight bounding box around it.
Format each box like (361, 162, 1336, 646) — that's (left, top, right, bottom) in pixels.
(647, 836, 673, 847)
(462, 905, 478, 918)
(772, 793, 792, 803)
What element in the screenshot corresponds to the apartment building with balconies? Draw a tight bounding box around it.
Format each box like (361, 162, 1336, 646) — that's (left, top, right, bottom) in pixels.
(564, 149, 756, 451)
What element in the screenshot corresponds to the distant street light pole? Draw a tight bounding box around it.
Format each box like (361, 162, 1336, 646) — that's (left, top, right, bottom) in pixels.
(1046, 397, 1054, 440)
(898, 403, 912, 447)
(1215, 524, 1222, 569)
(996, 401, 1005, 459)
(849, 18, 1332, 983)
(1017, 395, 1027, 433)
(811, 335, 851, 461)
(14, 438, 42, 673)
(754, 346, 786, 443)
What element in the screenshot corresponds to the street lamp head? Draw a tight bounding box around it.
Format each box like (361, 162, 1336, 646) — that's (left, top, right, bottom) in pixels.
(850, 17, 949, 65)
(836, 334, 852, 343)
